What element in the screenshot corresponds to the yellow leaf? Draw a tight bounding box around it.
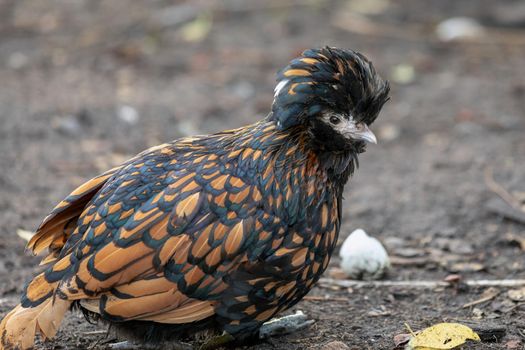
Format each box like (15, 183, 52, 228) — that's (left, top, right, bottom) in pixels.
(180, 13, 212, 43)
(407, 323, 480, 349)
(16, 228, 34, 242)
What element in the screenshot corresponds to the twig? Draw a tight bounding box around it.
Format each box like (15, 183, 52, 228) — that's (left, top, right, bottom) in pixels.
(303, 296, 349, 302)
(517, 327, 525, 340)
(462, 289, 500, 308)
(108, 341, 191, 350)
(484, 166, 523, 211)
(108, 342, 138, 350)
(486, 198, 525, 224)
(83, 330, 108, 336)
(218, 0, 323, 13)
(319, 278, 525, 289)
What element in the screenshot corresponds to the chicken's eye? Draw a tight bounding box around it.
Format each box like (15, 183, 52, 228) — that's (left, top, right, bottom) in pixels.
(329, 116, 341, 125)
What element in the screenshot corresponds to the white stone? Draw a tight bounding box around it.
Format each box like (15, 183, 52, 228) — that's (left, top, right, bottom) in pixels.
(339, 228, 390, 280)
(436, 17, 484, 42)
(117, 105, 140, 125)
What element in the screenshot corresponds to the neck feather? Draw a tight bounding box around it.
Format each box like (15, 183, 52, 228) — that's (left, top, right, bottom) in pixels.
(262, 121, 358, 187)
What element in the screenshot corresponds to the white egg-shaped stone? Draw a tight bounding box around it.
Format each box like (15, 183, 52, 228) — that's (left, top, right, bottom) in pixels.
(339, 228, 390, 280)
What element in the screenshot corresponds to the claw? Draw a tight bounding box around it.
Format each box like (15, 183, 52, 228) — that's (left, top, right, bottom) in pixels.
(107, 312, 314, 349)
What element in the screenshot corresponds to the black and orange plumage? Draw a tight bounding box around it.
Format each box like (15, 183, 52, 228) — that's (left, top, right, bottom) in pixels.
(0, 47, 389, 349)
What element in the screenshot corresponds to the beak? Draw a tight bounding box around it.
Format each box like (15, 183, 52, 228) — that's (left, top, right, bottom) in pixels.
(350, 123, 377, 144)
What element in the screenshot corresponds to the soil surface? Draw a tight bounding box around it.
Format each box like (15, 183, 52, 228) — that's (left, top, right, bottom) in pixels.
(1, 1, 524, 349)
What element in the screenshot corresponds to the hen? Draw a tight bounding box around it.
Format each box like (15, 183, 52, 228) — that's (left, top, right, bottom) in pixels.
(0, 47, 389, 349)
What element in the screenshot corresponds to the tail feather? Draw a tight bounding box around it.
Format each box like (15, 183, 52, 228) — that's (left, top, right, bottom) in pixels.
(0, 296, 70, 350)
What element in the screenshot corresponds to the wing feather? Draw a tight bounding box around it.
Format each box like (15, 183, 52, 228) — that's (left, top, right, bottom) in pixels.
(27, 140, 275, 328)
(28, 167, 121, 256)
(79, 276, 215, 324)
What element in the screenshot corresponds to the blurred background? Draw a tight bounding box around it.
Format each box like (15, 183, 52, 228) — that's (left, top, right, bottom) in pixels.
(0, 1, 524, 349)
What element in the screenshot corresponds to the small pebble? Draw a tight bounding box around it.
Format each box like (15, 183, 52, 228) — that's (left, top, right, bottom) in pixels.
(7, 52, 29, 70)
(472, 307, 484, 319)
(117, 105, 140, 125)
(177, 120, 199, 136)
(508, 287, 525, 302)
(436, 17, 484, 42)
(377, 123, 401, 142)
(53, 116, 82, 136)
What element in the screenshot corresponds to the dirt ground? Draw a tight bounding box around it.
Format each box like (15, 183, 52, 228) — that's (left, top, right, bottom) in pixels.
(1, 1, 524, 349)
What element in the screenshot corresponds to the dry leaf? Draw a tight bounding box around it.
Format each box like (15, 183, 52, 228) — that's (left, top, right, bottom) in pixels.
(462, 287, 500, 308)
(179, 13, 212, 42)
(443, 274, 462, 283)
(390, 64, 415, 85)
(16, 229, 34, 242)
(394, 333, 411, 347)
(407, 322, 480, 349)
(447, 262, 484, 273)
